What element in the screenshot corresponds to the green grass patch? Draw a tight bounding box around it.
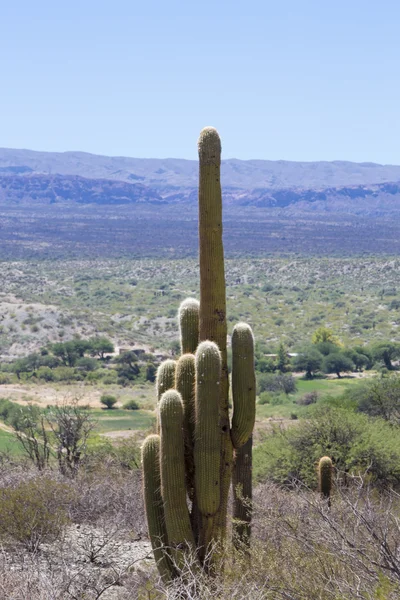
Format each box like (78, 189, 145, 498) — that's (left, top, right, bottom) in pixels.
(91, 408, 154, 433)
(0, 428, 22, 455)
(256, 377, 365, 419)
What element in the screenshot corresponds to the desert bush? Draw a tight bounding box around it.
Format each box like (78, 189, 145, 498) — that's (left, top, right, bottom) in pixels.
(52, 366, 77, 382)
(36, 366, 56, 381)
(125, 481, 400, 599)
(76, 357, 99, 372)
(123, 399, 139, 410)
(85, 369, 105, 382)
(257, 373, 297, 395)
(348, 374, 400, 423)
(0, 373, 11, 384)
(253, 406, 400, 488)
(0, 477, 73, 551)
(258, 391, 272, 405)
(296, 390, 319, 405)
(100, 394, 117, 409)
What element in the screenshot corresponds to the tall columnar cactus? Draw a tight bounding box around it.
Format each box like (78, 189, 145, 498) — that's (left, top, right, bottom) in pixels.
(198, 127, 232, 539)
(142, 127, 256, 578)
(318, 456, 333, 504)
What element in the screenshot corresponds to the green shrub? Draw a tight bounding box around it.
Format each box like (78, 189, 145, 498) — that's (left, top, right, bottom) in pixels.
(85, 370, 105, 382)
(123, 399, 139, 410)
(53, 366, 77, 382)
(258, 391, 272, 405)
(0, 478, 73, 550)
(36, 366, 55, 382)
(76, 357, 99, 372)
(100, 394, 117, 409)
(253, 406, 400, 488)
(0, 373, 11, 385)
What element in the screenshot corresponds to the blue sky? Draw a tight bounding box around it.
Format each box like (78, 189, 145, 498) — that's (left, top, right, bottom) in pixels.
(1, 1, 400, 162)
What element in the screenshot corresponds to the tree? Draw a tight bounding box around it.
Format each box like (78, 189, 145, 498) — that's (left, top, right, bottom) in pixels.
(11, 353, 43, 379)
(47, 399, 95, 476)
(114, 351, 140, 384)
(276, 342, 290, 373)
(315, 341, 338, 356)
(292, 347, 323, 379)
(51, 341, 79, 367)
(9, 404, 51, 470)
(89, 337, 114, 359)
(353, 375, 400, 423)
(312, 327, 341, 347)
(371, 342, 400, 370)
(76, 357, 99, 372)
(100, 394, 118, 409)
(255, 357, 276, 373)
(145, 363, 157, 382)
(322, 352, 354, 378)
(71, 338, 92, 358)
(343, 348, 371, 372)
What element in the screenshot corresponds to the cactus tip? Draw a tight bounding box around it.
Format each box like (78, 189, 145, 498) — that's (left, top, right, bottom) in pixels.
(198, 127, 221, 163)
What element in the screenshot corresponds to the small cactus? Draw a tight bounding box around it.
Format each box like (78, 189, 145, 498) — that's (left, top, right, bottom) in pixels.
(318, 456, 333, 503)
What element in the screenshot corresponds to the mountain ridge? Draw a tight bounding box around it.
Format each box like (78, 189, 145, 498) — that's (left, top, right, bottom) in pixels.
(2, 147, 400, 190)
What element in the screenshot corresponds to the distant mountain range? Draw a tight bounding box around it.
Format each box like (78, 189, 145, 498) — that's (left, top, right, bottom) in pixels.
(1, 147, 400, 216)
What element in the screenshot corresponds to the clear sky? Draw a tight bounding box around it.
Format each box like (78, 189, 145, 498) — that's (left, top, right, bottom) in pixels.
(1, 1, 400, 163)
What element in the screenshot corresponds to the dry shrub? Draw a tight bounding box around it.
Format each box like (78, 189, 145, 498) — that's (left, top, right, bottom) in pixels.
(0, 477, 74, 551)
(124, 480, 400, 600)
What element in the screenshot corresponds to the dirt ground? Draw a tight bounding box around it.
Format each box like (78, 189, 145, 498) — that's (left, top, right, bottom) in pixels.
(0, 383, 105, 407)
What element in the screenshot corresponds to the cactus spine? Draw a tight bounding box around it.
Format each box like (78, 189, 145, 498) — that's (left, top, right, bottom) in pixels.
(318, 456, 333, 504)
(142, 127, 256, 578)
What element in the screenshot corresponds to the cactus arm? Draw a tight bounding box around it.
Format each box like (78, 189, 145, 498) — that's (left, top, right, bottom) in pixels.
(156, 360, 177, 401)
(194, 341, 221, 556)
(231, 322, 256, 449)
(159, 390, 195, 568)
(179, 298, 200, 354)
(175, 353, 196, 500)
(232, 435, 253, 549)
(141, 435, 174, 582)
(156, 359, 177, 431)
